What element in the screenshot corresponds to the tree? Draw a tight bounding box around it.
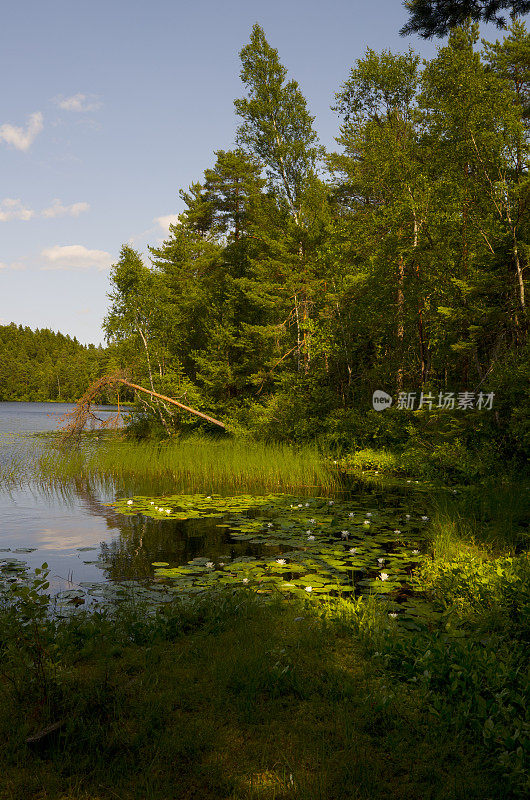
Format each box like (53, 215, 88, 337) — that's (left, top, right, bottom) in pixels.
(234, 24, 330, 374)
(181, 149, 265, 242)
(401, 1, 530, 38)
(104, 246, 163, 391)
(330, 48, 428, 388)
(234, 23, 321, 226)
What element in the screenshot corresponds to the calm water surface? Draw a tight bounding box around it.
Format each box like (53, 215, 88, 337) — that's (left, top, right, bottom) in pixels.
(0, 403, 131, 590)
(0, 402, 272, 594)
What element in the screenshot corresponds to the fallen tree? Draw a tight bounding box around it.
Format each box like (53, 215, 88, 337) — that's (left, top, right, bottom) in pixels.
(60, 373, 225, 438)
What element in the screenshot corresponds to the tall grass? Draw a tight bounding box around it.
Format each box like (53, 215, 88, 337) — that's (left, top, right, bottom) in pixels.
(37, 434, 338, 496)
(0, 433, 36, 488)
(430, 476, 530, 553)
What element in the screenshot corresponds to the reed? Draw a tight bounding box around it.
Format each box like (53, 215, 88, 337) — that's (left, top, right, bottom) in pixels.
(37, 434, 338, 496)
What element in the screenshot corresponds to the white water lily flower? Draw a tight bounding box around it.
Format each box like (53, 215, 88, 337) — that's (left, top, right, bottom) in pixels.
(267, 522, 273, 528)
(341, 530, 349, 539)
(349, 512, 355, 517)
(307, 535, 315, 541)
(305, 586, 312, 592)
(363, 520, 370, 525)
(405, 514, 411, 519)
(305, 503, 310, 507)
(379, 572, 389, 581)
(412, 549, 420, 555)
(349, 547, 358, 554)
(150, 501, 154, 505)
(298, 504, 303, 508)
(308, 519, 316, 524)
(388, 612, 398, 619)
(378, 557, 385, 565)
(394, 529, 401, 534)
(407, 480, 411, 483)
(366, 512, 372, 517)
(219, 562, 225, 567)
(276, 558, 286, 565)
(242, 577, 249, 584)
(375, 470, 379, 474)
(329, 500, 334, 505)
(206, 562, 214, 569)
(421, 515, 429, 521)
(165, 509, 171, 514)
(127, 500, 133, 505)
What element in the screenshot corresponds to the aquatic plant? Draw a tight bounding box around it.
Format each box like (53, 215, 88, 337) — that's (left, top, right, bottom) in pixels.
(36, 434, 337, 495)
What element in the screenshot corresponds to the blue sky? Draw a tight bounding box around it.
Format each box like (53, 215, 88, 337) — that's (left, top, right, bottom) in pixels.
(0, 0, 503, 344)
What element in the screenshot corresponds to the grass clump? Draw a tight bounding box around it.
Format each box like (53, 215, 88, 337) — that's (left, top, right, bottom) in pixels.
(37, 434, 337, 496)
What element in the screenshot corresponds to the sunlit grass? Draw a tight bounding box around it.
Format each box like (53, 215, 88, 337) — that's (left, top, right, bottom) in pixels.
(36, 433, 338, 496)
(430, 477, 530, 553)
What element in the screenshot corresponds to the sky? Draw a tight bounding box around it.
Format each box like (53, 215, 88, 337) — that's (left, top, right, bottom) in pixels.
(0, 0, 505, 345)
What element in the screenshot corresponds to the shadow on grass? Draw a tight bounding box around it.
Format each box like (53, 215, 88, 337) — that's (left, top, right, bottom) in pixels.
(0, 591, 516, 800)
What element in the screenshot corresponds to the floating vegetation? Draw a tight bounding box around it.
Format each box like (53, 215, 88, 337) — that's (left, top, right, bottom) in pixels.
(106, 492, 438, 623)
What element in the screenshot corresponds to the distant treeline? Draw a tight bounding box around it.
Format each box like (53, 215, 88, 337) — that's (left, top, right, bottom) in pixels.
(0, 324, 110, 402)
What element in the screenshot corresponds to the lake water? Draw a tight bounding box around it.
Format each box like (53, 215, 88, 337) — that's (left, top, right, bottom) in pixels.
(0, 402, 132, 593)
(0, 402, 288, 599)
(0, 402, 431, 610)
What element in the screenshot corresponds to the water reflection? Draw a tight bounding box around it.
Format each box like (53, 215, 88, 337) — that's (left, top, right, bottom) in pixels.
(96, 512, 282, 582)
(1, 464, 283, 588)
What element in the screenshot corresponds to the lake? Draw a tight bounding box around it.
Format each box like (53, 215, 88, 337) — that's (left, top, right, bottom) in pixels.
(0, 402, 132, 593)
(0, 402, 306, 600)
(0, 402, 429, 609)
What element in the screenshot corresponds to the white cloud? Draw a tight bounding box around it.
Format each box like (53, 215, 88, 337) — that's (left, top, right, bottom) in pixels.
(0, 260, 26, 270)
(0, 112, 43, 151)
(55, 93, 101, 112)
(0, 198, 35, 221)
(155, 214, 180, 235)
(41, 199, 90, 218)
(0, 197, 90, 221)
(41, 245, 113, 272)
(127, 214, 180, 246)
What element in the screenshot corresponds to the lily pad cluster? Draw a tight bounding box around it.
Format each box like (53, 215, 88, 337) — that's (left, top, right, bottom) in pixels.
(110, 493, 432, 606)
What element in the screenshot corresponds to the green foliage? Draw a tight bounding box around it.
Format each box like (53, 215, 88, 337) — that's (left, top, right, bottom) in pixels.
(400, 0, 530, 39)
(4, 22, 530, 466)
(0, 562, 52, 707)
(0, 324, 108, 402)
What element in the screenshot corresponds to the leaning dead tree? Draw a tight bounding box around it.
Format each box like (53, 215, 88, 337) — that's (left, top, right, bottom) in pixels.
(60, 372, 225, 439)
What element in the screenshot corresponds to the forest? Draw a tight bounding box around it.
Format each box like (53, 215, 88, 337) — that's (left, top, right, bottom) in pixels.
(100, 19, 529, 473)
(0, 324, 108, 402)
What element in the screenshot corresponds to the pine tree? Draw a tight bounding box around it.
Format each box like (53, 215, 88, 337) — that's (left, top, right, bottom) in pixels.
(401, 1, 530, 39)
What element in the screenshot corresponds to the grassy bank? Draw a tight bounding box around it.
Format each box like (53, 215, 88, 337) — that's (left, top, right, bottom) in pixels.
(36, 434, 337, 496)
(2, 586, 525, 800)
